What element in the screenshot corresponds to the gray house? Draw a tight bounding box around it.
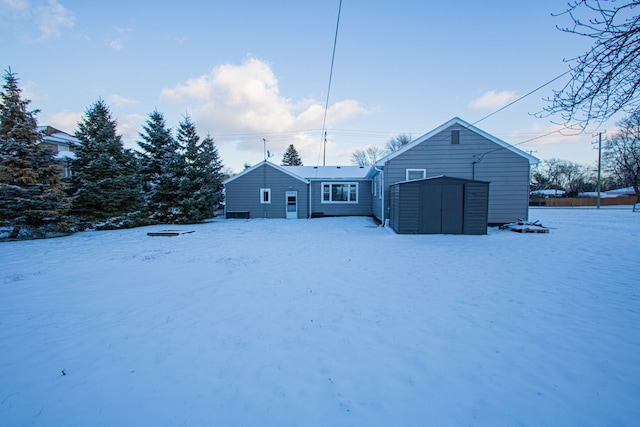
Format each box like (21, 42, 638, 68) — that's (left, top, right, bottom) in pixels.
(369, 117, 538, 225)
(223, 117, 538, 227)
(222, 163, 371, 219)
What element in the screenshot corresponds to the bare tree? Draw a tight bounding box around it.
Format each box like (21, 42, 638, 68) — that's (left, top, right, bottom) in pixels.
(385, 133, 412, 154)
(351, 145, 383, 166)
(544, 0, 640, 128)
(532, 158, 590, 196)
(604, 111, 640, 202)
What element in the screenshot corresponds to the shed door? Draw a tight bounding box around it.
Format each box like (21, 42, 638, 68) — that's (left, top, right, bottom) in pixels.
(419, 186, 442, 234)
(441, 184, 464, 234)
(285, 191, 297, 219)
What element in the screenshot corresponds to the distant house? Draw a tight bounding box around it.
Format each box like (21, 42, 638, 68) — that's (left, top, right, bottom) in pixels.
(223, 117, 539, 229)
(38, 126, 80, 178)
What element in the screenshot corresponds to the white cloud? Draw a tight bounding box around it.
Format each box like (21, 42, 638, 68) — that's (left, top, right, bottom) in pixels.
(1, 0, 29, 9)
(161, 57, 369, 160)
(469, 90, 518, 110)
(108, 94, 139, 107)
(1, 0, 74, 39)
(35, 0, 74, 39)
(106, 39, 123, 51)
(45, 109, 82, 133)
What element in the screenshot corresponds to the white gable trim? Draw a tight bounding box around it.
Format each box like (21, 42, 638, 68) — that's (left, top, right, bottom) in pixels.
(375, 117, 539, 166)
(223, 160, 310, 185)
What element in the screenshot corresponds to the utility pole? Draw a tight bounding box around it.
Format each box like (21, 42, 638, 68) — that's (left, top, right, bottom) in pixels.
(323, 131, 327, 166)
(593, 131, 605, 209)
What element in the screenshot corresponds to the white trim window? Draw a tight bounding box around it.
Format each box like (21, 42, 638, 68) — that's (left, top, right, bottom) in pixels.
(321, 182, 358, 203)
(406, 169, 426, 181)
(260, 188, 271, 204)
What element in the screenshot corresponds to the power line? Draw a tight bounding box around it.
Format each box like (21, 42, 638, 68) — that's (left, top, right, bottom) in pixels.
(319, 0, 343, 166)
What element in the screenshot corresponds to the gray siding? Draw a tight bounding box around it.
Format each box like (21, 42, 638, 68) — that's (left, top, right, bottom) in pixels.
(309, 180, 372, 216)
(225, 163, 309, 219)
(383, 124, 530, 224)
(371, 171, 385, 222)
(463, 182, 489, 235)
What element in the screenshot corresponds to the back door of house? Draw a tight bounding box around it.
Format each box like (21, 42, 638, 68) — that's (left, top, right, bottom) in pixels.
(286, 191, 297, 219)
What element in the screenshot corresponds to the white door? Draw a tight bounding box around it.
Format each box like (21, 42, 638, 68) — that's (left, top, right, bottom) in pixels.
(286, 191, 297, 219)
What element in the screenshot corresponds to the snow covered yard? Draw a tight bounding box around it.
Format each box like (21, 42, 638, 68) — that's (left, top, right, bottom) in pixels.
(1, 208, 638, 426)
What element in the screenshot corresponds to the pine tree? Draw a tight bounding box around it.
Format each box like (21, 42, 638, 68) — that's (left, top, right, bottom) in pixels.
(137, 110, 182, 223)
(71, 99, 143, 228)
(0, 68, 70, 239)
(173, 115, 224, 223)
(194, 133, 224, 217)
(281, 144, 303, 166)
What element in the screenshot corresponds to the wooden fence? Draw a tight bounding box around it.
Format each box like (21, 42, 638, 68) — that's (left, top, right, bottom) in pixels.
(530, 195, 637, 207)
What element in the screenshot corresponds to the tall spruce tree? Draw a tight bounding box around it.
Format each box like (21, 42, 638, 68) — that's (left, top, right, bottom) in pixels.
(0, 68, 70, 239)
(281, 144, 303, 166)
(174, 116, 223, 223)
(71, 99, 143, 228)
(137, 110, 182, 223)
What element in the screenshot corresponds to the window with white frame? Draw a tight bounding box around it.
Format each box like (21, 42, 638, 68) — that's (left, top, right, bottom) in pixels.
(260, 188, 271, 204)
(321, 182, 358, 203)
(406, 169, 426, 181)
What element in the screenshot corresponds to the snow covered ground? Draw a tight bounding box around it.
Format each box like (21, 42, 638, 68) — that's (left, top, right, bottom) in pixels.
(1, 208, 639, 426)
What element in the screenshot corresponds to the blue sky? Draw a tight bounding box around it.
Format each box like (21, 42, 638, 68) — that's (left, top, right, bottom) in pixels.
(1, 0, 619, 172)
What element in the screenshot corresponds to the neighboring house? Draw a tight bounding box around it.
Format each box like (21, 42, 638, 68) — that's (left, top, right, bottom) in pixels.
(38, 126, 79, 178)
(369, 117, 538, 225)
(223, 117, 539, 227)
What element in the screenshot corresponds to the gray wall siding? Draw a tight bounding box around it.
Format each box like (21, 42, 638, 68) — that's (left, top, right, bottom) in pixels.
(397, 181, 420, 233)
(371, 171, 384, 222)
(463, 183, 489, 235)
(225, 164, 309, 218)
(383, 125, 530, 224)
(309, 180, 372, 216)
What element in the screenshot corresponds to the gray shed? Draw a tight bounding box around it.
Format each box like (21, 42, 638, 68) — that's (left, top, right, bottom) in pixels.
(389, 176, 489, 235)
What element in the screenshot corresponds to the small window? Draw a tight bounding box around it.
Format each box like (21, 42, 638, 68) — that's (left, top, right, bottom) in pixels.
(451, 129, 460, 144)
(260, 188, 271, 204)
(321, 182, 358, 203)
(406, 169, 426, 181)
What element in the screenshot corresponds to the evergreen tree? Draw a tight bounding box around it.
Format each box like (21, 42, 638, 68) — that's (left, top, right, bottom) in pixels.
(137, 110, 182, 223)
(71, 99, 143, 228)
(281, 144, 303, 166)
(173, 115, 223, 223)
(0, 68, 70, 239)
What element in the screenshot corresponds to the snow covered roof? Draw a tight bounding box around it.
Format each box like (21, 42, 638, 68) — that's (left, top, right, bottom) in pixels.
(38, 126, 80, 147)
(375, 117, 539, 166)
(283, 165, 371, 180)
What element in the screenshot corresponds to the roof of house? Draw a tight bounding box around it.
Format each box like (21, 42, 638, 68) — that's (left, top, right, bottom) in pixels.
(38, 126, 80, 146)
(375, 117, 540, 167)
(223, 160, 310, 185)
(283, 165, 371, 180)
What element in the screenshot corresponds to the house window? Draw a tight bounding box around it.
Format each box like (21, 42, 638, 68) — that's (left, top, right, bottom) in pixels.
(260, 188, 271, 204)
(451, 129, 460, 144)
(406, 169, 426, 181)
(321, 182, 358, 203)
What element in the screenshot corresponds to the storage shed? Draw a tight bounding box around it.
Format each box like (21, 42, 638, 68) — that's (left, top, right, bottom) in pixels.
(389, 176, 489, 235)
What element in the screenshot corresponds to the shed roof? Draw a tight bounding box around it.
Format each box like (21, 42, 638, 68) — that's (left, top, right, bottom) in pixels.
(375, 117, 539, 166)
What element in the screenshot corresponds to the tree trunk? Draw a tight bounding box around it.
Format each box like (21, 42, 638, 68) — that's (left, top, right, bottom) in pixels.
(8, 225, 21, 239)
